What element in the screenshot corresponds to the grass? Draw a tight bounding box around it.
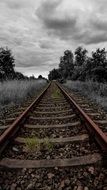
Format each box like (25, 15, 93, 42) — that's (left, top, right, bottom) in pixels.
(0, 79, 47, 109)
(51, 89, 62, 99)
(64, 80, 107, 111)
(25, 137, 41, 152)
(43, 137, 54, 150)
(24, 137, 54, 152)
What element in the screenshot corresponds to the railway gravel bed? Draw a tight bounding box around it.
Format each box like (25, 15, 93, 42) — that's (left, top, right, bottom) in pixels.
(18, 125, 87, 138)
(27, 117, 77, 125)
(2, 141, 99, 160)
(0, 81, 107, 190)
(0, 166, 107, 190)
(63, 86, 107, 133)
(31, 111, 73, 117)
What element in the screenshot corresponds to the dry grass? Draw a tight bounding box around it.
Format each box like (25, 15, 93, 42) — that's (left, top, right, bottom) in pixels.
(0, 79, 47, 108)
(64, 80, 107, 111)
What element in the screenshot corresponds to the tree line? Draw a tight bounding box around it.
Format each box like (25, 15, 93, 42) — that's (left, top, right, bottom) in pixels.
(0, 47, 45, 81)
(48, 47, 107, 82)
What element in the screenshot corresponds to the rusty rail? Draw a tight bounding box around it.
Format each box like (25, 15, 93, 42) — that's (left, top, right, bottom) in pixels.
(0, 81, 107, 157)
(56, 82, 107, 153)
(0, 82, 51, 154)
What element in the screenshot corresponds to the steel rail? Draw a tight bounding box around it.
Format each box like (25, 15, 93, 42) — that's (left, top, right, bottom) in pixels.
(56, 82, 107, 154)
(0, 82, 51, 154)
(0, 80, 107, 159)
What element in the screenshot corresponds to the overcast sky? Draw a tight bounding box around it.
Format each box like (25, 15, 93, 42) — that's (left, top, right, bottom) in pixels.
(0, 0, 107, 77)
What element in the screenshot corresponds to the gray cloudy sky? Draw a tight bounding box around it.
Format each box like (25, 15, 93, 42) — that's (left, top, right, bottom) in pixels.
(0, 0, 107, 77)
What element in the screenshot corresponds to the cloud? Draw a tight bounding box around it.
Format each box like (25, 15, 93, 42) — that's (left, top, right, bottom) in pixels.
(36, 0, 78, 40)
(39, 39, 55, 49)
(0, 0, 107, 77)
(0, 0, 35, 10)
(78, 32, 107, 45)
(39, 38, 64, 49)
(36, 0, 107, 45)
(91, 16, 107, 32)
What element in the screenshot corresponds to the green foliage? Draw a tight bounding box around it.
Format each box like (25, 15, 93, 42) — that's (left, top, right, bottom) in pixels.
(25, 137, 40, 152)
(42, 138, 54, 151)
(24, 137, 54, 152)
(51, 89, 61, 98)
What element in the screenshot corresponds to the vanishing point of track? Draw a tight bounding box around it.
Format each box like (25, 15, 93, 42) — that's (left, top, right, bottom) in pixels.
(0, 81, 107, 190)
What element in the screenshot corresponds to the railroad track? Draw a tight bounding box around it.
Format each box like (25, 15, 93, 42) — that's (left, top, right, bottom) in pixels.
(0, 81, 107, 190)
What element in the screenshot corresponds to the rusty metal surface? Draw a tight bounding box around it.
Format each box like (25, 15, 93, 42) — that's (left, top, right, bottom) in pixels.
(0, 81, 107, 156)
(0, 82, 51, 153)
(57, 82, 107, 153)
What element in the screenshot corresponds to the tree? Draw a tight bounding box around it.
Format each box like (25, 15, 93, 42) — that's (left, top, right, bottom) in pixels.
(91, 66, 107, 82)
(0, 47, 15, 80)
(85, 48, 107, 82)
(91, 48, 107, 68)
(15, 72, 26, 80)
(38, 75, 43, 79)
(29, 75, 36, 80)
(48, 46, 107, 83)
(59, 50, 74, 79)
(48, 69, 61, 80)
(58, 56, 65, 79)
(75, 46, 87, 66)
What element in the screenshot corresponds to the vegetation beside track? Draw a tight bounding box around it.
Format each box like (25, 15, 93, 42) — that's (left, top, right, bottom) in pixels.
(48, 48, 107, 83)
(0, 79, 47, 108)
(64, 80, 107, 111)
(0, 82, 107, 189)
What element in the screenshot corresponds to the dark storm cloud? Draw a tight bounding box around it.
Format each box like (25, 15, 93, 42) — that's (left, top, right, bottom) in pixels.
(1, 0, 107, 77)
(39, 40, 54, 49)
(81, 15, 107, 44)
(84, 17, 107, 44)
(39, 39, 62, 49)
(36, 0, 107, 45)
(81, 32, 107, 45)
(45, 17, 77, 31)
(91, 17, 107, 31)
(36, 0, 78, 40)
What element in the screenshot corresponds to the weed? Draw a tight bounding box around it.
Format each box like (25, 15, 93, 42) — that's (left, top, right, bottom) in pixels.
(42, 138, 54, 151)
(24, 137, 54, 152)
(24, 137, 41, 152)
(51, 89, 61, 99)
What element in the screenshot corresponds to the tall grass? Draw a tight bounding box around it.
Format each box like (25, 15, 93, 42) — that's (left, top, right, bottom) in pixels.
(0, 79, 47, 108)
(64, 80, 107, 111)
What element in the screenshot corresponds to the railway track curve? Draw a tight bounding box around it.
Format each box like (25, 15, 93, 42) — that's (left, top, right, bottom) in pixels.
(0, 81, 107, 190)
